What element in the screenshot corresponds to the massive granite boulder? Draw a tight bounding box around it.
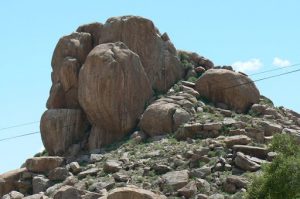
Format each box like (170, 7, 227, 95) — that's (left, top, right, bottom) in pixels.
(99, 16, 183, 92)
(40, 109, 88, 155)
(195, 69, 260, 113)
(41, 16, 187, 152)
(78, 42, 153, 149)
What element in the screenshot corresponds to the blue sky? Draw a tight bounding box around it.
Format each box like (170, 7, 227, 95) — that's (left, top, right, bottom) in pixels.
(0, 0, 299, 173)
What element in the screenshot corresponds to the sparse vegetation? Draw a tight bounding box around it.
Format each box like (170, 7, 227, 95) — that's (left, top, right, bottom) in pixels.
(246, 134, 300, 199)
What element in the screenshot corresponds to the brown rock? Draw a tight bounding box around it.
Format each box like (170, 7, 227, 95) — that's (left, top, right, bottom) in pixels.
(78, 42, 152, 149)
(178, 181, 197, 198)
(53, 185, 83, 199)
(234, 152, 260, 171)
(161, 170, 189, 190)
(51, 32, 92, 83)
(40, 109, 88, 155)
(140, 101, 190, 137)
(224, 135, 251, 148)
(232, 145, 268, 159)
(108, 187, 166, 199)
(195, 66, 206, 73)
(195, 69, 260, 113)
(25, 157, 64, 173)
(0, 168, 26, 197)
(46, 83, 66, 109)
(99, 15, 182, 92)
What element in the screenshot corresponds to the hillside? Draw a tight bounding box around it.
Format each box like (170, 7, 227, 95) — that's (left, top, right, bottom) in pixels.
(1, 16, 300, 199)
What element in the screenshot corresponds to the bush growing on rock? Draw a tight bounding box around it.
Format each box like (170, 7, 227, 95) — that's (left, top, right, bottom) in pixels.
(246, 134, 300, 199)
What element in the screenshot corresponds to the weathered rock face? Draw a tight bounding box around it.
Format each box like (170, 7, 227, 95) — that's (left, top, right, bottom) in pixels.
(99, 16, 183, 92)
(195, 69, 260, 113)
(25, 157, 64, 173)
(0, 168, 26, 197)
(78, 42, 153, 149)
(40, 109, 89, 155)
(139, 92, 197, 137)
(48, 32, 93, 109)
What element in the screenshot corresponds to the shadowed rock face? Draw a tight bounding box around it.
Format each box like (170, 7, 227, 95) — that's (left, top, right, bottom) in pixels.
(195, 69, 260, 113)
(78, 42, 153, 150)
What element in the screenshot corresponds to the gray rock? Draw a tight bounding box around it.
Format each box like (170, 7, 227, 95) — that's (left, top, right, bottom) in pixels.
(178, 181, 197, 198)
(161, 170, 189, 190)
(152, 164, 172, 174)
(23, 193, 49, 199)
(32, 175, 52, 194)
(53, 185, 83, 199)
(89, 154, 104, 163)
(189, 166, 211, 178)
(2, 191, 24, 199)
(208, 193, 224, 199)
(48, 167, 70, 181)
(78, 168, 100, 178)
(224, 135, 251, 148)
(195, 178, 210, 193)
(67, 162, 81, 174)
(103, 160, 122, 173)
(260, 121, 282, 136)
(203, 122, 222, 131)
(232, 145, 268, 159)
(234, 152, 260, 171)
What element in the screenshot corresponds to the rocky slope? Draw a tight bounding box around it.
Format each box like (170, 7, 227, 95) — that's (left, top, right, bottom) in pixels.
(1, 15, 300, 199)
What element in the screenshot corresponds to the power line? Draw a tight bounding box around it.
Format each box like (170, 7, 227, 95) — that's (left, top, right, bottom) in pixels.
(0, 131, 40, 142)
(224, 68, 300, 90)
(0, 121, 39, 132)
(248, 63, 300, 76)
(0, 63, 300, 136)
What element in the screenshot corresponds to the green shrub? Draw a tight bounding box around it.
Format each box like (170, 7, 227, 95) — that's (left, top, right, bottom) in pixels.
(187, 76, 197, 83)
(246, 134, 300, 199)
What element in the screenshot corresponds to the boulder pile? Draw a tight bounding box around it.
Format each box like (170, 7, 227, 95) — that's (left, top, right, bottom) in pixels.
(3, 15, 300, 199)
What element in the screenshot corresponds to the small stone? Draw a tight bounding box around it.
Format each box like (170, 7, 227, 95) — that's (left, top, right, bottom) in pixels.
(224, 135, 251, 148)
(208, 193, 225, 199)
(226, 175, 248, 189)
(32, 175, 52, 194)
(196, 193, 208, 199)
(104, 160, 122, 173)
(203, 122, 222, 131)
(178, 181, 197, 198)
(68, 162, 81, 174)
(267, 151, 278, 161)
(26, 157, 64, 173)
(48, 167, 70, 181)
(89, 154, 104, 163)
(161, 170, 189, 190)
(112, 172, 130, 182)
(223, 183, 237, 193)
(78, 168, 100, 178)
(195, 178, 210, 193)
(152, 164, 171, 174)
(2, 191, 24, 199)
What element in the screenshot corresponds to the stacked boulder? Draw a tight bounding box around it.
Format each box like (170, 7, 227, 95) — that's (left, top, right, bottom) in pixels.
(41, 15, 184, 154)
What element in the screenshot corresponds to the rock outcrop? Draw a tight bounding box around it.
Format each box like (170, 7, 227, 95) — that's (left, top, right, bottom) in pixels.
(195, 69, 260, 113)
(41, 15, 187, 153)
(78, 42, 153, 149)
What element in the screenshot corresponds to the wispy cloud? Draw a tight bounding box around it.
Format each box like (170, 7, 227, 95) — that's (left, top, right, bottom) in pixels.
(273, 57, 291, 67)
(232, 58, 263, 73)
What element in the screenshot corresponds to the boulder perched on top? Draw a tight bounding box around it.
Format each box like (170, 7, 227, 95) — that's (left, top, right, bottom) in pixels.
(99, 15, 183, 92)
(78, 42, 153, 149)
(195, 69, 260, 113)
